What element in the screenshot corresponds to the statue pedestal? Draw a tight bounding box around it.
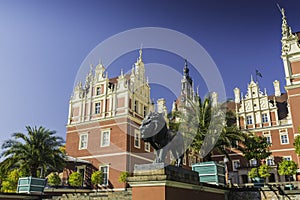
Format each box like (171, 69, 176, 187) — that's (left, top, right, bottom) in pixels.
(127, 163, 226, 200)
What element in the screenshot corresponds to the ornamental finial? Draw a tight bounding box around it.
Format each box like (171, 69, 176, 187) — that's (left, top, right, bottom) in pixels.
(139, 44, 143, 62)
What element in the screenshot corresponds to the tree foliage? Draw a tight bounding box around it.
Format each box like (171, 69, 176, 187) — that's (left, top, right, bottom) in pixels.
(248, 164, 271, 179)
(278, 160, 297, 180)
(47, 172, 61, 187)
(91, 171, 103, 186)
(258, 164, 271, 178)
(1, 169, 25, 193)
(118, 171, 130, 183)
(294, 134, 300, 156)
(248, 167, 259, 179)
(68, 172, 83, 187)
(0, 126, 66, 178)
(240, 134, 271, 165)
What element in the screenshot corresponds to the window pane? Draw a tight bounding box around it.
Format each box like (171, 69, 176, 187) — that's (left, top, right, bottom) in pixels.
(262, 113, 268, 123)
(246, 116, 252, 125)
(101, 166, 108, 185)
(101, 131, 110, 147)
(95, 103, 101, 114)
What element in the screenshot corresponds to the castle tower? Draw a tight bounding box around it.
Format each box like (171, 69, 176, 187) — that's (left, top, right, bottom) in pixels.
(280, 8, 300, 134)
(181, 59, 194, 101)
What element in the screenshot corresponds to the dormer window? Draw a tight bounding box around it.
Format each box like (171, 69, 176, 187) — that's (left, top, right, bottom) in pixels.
(96, 86, 102, 95)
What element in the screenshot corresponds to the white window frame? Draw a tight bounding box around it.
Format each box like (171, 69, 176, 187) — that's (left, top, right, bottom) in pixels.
(266, 156, 274, 166)
(134, 129, 140, 148)
(144, 142, 150, 152)
(101, 129, 110, 147)
(263, 132, 272, 145)
(246, 115, 253, 125)
(283, 156, 292, 161)
(77, 165, 86, 186)
(95, 102, 101, 114)
(232, 160, 240, 171)
(262, 113, 268, 123)
(79, 133, 88, 150)
(100, 165, 109, 186)
(280, 132, 289, 144)
(250, 159, 257, 167)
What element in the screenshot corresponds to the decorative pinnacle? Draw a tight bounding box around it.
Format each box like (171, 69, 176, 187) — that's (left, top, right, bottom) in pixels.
(183, 59, 189, 75)
(139, 45, 143, 62)
(278, 6, 291, 38)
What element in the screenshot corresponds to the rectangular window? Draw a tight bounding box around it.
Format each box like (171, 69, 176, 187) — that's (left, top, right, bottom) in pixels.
(267, 157, 274, 166)
(266, 135, 272, 145)
(143, 106, 147, 117)
(95, 102, 101, 114)
(283, 156, 292, 161)
(100, 166, 109, 185)
(77, 166, 86, 186)
(280, 134, 289, 144)
(262, 113, 268, 123)
(232, 160, 240, 171)
(250, 159, 257, 167)
(134, 130, 140, 148)
(134, 100, 138, 113)
(101, 130, 110, 147)
(79, 134, 88, 150)
(96, 86, 102, 95)
(246, 115, 253, 125)
(145, 142, 150, 152)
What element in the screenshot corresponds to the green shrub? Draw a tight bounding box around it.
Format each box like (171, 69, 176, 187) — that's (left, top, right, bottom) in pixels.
(278, 160, 297, 181)
(1, 169, 23, 193)
(118, 171, 130, 183)
(68, 172, 83, 187)
(47, 173, 61, 187)
(91, 171, 103, 186)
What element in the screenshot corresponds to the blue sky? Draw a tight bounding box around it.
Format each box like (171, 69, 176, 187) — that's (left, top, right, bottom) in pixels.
(0, 0, 299, 143)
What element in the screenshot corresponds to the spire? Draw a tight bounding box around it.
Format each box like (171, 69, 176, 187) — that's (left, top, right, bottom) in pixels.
(183, 59, 189, 76)
(139, 45, 143, 62)
(280, 7, 291, 38)
(250, 74, 253, 82)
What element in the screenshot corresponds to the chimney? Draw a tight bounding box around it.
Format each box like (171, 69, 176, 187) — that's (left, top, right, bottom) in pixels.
(273, 80, 281, 97)
(234, 88, 240, 103)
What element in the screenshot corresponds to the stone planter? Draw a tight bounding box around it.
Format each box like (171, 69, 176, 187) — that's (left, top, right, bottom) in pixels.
(252, 177, 265, 188)
(17, 176, 47, 194)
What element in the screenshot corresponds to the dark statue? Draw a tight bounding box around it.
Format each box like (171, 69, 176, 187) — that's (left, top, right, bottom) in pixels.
(139, 112, 184, 167)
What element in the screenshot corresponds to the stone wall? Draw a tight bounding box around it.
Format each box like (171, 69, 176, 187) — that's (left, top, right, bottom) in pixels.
(227, 186, 300, 200)
(49, 190, 132, 200)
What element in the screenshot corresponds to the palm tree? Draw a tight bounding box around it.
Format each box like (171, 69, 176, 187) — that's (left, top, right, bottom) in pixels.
(170, 96, 246, 162)
(0, 126, 66, 178)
